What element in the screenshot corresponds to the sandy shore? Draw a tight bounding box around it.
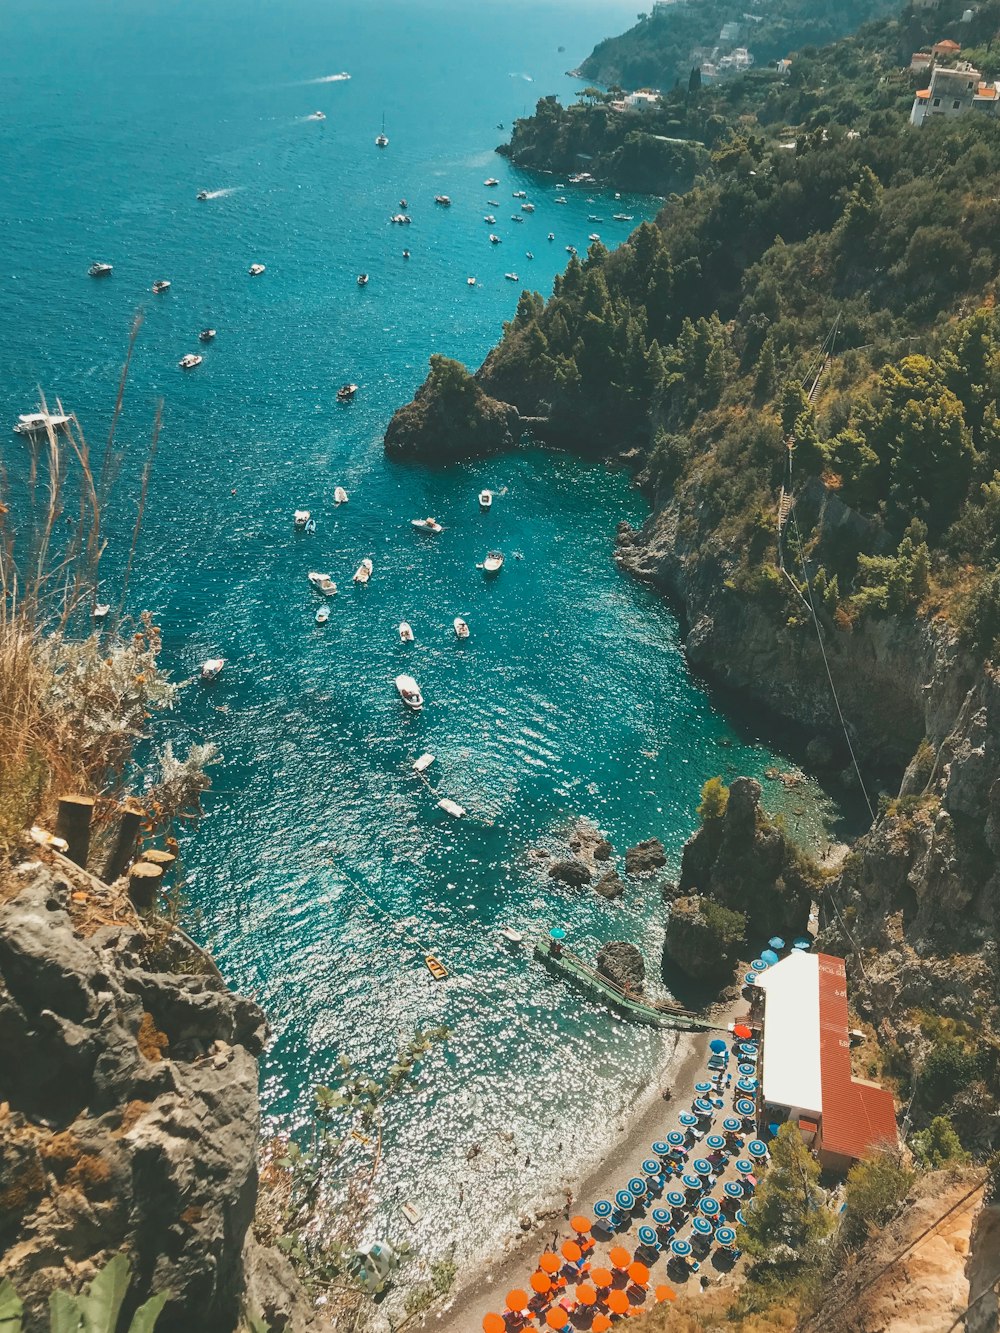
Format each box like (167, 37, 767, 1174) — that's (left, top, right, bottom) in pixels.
(423, 999, 742, 1331)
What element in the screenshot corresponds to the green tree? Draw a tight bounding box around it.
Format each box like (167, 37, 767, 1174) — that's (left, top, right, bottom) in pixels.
(698, 776, 730, 823)
(911, 1115, 968, 1169)
(839, 1150, 914, 1251)
(738, 1123, 832, 1260)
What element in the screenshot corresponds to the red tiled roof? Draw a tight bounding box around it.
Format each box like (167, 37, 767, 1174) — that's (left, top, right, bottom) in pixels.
(817, 955, 897, 1162)
(916, 89, 931, 99)
(934, 39, 961, 51)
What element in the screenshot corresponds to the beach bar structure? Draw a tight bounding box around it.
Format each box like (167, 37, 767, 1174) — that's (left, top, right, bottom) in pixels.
(755, 951, 897, 1172)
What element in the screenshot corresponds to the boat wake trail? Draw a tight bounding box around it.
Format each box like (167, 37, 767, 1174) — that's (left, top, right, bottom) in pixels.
(508, 72, 534, 82)
(306, 72, 351, 83)
(200, 187, 242, 199)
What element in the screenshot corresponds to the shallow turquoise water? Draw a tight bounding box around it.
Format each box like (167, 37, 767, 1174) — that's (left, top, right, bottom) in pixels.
(1, 0, 843, 1264)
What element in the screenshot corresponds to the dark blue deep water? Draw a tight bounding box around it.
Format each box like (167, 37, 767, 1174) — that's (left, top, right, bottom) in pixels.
(1, 0, 842, 1265)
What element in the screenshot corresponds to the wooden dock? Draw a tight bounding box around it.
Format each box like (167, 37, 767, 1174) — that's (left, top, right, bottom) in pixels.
(533, 940, 722, 1032)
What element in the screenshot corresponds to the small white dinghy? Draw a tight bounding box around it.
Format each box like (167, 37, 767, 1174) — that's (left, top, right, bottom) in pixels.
(294, 509, 311, 528)
(413, 752, 435, 773)
(478, 489, 493, 510)
(453, 617, 470, 639)
(480, 551, 504, 575)
(307, 571, 337, 596)
(93, 603, 110, 620)
(395, 674, 423, 711)
(411, 517, 443, 533)
(315, 606, 330, 624)
(353, 557, 373, 584)
(334, 486, 349, 505)
(201, 658, 225, 681)
(399, 621, 415, 642)
(249, 263, 266, 276)
(500, 926, 524, 945)
(437, 797, 466, 818)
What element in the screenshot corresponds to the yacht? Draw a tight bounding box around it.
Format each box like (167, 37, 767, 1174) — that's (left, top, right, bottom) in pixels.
(467, 277, 477, 286)
(307, 571, 338, 596)
(484, 215, 496, 224)
(510, 214, 524, 223)
(337, 383, 358, 402)
(411, 516, 443, 533)
(152, 280, 171, 294)
(521, 202, 535, 212)
(512, 190, 527, 199)
(178, 353, 203, 369)
(398, 621, 415, 642)
(504, 272, 518, 281)
(478, 488, 493, 510)
(547, 232, 555, 241)
(294, 509, 311, 528)
(200, 658, 225, 681)
(394, 674, 423, 710)
(390, 214, 412, 224)
(484, 177, 499, 187)
(488, 199, 500, 206)
(613, 213, 634, 222)
(437, 797, 465, 817)
(453, 617, 470, 639)
(481, 551, 504, 574)
(310, 110, 326, 120)
(88, 262, 113, 277)
(353, 557, 373, 584)
(13, 411, 70, 437)
(357, 273, 369, 286)
(376, 114, 389, 147)
(413, 752, 435, 773)
(402, 249, 410, 259)
(199, 328, 217, 342)
(589, 233, 601, 242)
(434, 195, 451, 206)
(248, 263, 266, 276)
(196, 190, 209, 200)
(334, 486, 349, 505)
(489, 234, 501, 245)
(565, 245, 577, 255)
(588, 215, 603, 222)
(315, 606, 330, 624)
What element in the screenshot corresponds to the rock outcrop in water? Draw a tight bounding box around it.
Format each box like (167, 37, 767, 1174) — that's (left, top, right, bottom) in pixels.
(662, 894, 746, 985)
(596, 940, 645, 993)
(384, 353, 520, 463)
(0, 855, 313, 1332)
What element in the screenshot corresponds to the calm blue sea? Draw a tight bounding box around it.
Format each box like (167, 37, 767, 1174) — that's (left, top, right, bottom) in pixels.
(1, 0, 844, 1267)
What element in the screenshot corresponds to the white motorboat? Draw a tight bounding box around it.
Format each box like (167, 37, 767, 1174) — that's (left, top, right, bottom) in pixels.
(304, 519, 316, 534)
(390, 214, 412, 224)
(411, 517, 443, 533)
(88, 262, 113, 277)
(199, 328, 217, 342)
(294, 509, 311, 527)
(249, 263, 266, 276)
(437, 797, 465, 817)
(488, 199, 500, 206)
(504, 272, 518, 281)
(435, 195, 452, 206)
(307, 571, 337, 596)
(521, 202, 535, 212)
(353, 557, 373, 584)
(613, 213, 634, 222)
(565, 246, 576, 255)
(357, 273, 369, 286)
(500, 926, 524, 945)
(453, 617, 470, 639)
(399, 621, 415, 642)
(395, 673, 423, 710)
(197, 190, 209, 200)
(337, 383, 358, 402)
(481, 551, 504, 574)
(178, 354, 203, 369)
(200, 658, 225, 680)
(334, 486, 349, 505)
(484, 215, 496, 224)
(310, 110, 326, 120)
(467, 277, 477, 286)
(479, 489, 493, 510)
(152, 279, 171, 294)
(510, 215, 524, 223)
(315, 606, 330, 624)
(376, 113, 389, 147)
(14, 411, 70, 437)
(526, 251, 534, 260)
(413, 752, 435, 773)
(93, 603, 110, 620)
(512, 190, 527, 199)
(489, 234, 501, 244)
(484, 177, 499, 187)
(556, 196, 567, 205)
(588, 233, 601, 242)
(588, 214, 603, 222)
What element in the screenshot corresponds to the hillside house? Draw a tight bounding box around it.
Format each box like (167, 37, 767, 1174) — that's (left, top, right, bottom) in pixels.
(910, 61, 999, 124)
(932, 38, 962, 57)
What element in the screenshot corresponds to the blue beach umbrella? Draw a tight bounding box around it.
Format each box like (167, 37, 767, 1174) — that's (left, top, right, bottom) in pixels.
(670, 1239, 692, 1258)
(691, 1216, 713, 1236)
(761, 948, 779, 965)
(706, 1134, 726, 1151)
(736, 1209, 746, 1227)
(793, 936, 811, 951)
(593, 1199, 613, 1219)
(667, 1131, 685, 1146)
(695, 1081, 713, 1093)
(722, 1117, 742, 1133)
(693, 1098, 713, 1115)
(629, 1177, 648, 1197)
(699, 1196, 721, 1218)
(652, 1141, 671, 1156)
(750, 958, 768, 972)
(740, 1043, 758, 1057)
(651, 1207, 672, 1225)
(768, 937, 785, 951)
(716, 1226, 737, 1247)
(743, 972, 757, 986)
(642, 1159, 662, 1177)
(738, 1062, 755, 1076)
(693, 1159, 713, 1176)
(678, 1112, 697, 1127)
(549, 926, 566, 940)
(665, 1191, 686, 1209)
(735, 1159, 754, 1175)
(682, 1174, 702, 1191)
(737, 1078, 758, 1094)
(615, 1189, 635, 1210)
(709, 1037, 728, 1053)
(637, 1225, 658, 1247)
(724, 1181, 744, 1199)
(747, 1140, 768, 1158)
(735, 1099, 756, 1117)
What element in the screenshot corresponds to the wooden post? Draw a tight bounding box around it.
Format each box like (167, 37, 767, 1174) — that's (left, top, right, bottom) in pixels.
(103, 801, 146, 884)
(56, 795, 95, 869)
(128, 861, 163, 909)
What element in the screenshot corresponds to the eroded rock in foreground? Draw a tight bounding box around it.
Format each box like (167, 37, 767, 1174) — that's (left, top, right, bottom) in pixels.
(384, 354, 520, 463)
(596, 940, 645, 993)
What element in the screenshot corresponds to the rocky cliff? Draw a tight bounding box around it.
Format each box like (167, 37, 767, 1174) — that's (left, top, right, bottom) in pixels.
(0, 854, 313, 1332)
(384, 354, 521, 464)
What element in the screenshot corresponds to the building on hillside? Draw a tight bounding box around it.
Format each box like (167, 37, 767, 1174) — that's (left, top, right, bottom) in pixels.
(625, 89, 662, 111)
(718, 47, 754, 75)
(910, 50, 934, 73)
(910, 61, 988, 124)
(754, 951, 897, 1173)
(932, 38, 962, 57)
(776, 58, 793, 75)
(914, 0, 942, 8)
(720, 20, 742, 42)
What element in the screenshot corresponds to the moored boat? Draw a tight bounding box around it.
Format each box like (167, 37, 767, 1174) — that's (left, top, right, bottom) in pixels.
(307, 571, 338, 595)
(437, 797, 465, 818)
(152, 279, 171, 294)
(478, 488, 493, 509)
(304, 518, 316, 533)
(178, 353, 203, 369)
(489, 234, 501, 245)
(334, 486, 349, 505)
(613, 213, 634, 221)
(504, 272, 518, 281)
(483, 215, 496, 224)
(196, 190, 209, 200)
(588, 233, 601, 242)
(521, 202, 535, 212)
(294, 509, 311, 527)
(398, 621, 415, 642)
(357, 273, 369, 286)
(411, 516, 442, 533)
(453, 617, 470, 639)
(337, 383, 358, 402)
(93, 603, 110, 620)
(249, 263, 266, 276)
(200, 658, 225, 680)
(315, 606, 330, 624)
(484, 177, 499, 187)
(500, 926, 524, 945)
(14, 411, 70, 437)
(481, 551, 504, 574)
(88, 262, 112, 277)
(394, 673, 423, 710)
(353, 557, 374, 584)
(413, 752, 435, 773)
(376, 113, 389, 147)
(434, 195, 451, 206)
(199, 328, 217, 342)
(467, 277, 476, 286)
(547, 232, 555, 240)
(424, 953, 449, 979)
(512, 190, 527, 199)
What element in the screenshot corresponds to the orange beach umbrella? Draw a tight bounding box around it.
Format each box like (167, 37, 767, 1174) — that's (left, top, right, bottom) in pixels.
(539, 1251, 561, 1274)
(506, 1289, 528, 1312)
(734, 1023, 753, 1039)
(608, 1289, 631, 1315)
(590, 1266, 613, 1288)
(609, 1245, 631, 1269)
(546, 1309, 569, 1330)
(655, 1284, 677, 1302)
(592, 1318, 612, 1333)
(569, 1214, 591, 1234)
(576, 1283, 598, 1306)
(561, 1240, 582, 1263)
(482, 1316, 505, 1333)
(530, 1271, 551, 1295)
(628, 1261, 650, 1285)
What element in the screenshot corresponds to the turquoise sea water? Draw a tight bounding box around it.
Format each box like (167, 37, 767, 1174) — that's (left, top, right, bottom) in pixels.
(2, 0, 844, 1268)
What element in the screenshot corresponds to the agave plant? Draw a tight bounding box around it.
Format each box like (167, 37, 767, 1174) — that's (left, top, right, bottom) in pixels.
(0, 1255, 167, 1333)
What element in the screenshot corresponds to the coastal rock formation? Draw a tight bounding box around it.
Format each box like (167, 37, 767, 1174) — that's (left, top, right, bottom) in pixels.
(624, 838, 666, 875)
(662, 894, 746, 985)
(596, 940, 645, 993)
(548, 859, 591, 888)
(383, 354, 520, 463)
(0, 858, 308, 1332)
(593, 871, 625, 900)
(678, 777, 818, 938)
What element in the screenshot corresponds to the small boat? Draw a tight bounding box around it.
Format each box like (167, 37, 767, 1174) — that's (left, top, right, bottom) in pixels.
(402, 249, 410, 258)
(467, 277, 476, 286)
(411, 517, 443, 533)
(588, 233, 601, 242)
(526, 251, 533, 260)
(395, 673, 423, 710)
(500, 926, 524, 945)
(453, 617, 470, 639)
(390, 214, 412, 224)
(481, 551, 504, 574)
(152, 279, 171, 294)
(510, 215, 524, 223)
(437, 798, 465, 818)
(613, 213, 634, 222)
(547, 232, 555, 240)
(488, 199, 500, 206)
(478, 489, 493, 509)
(521, 202, 535, 212)
(434, 195, 451, 206)
(310, 110, 326, 120)
(484, 177, 499, 187)
(565, 246, 577, 255)
(294, 509, 311, 527)
(357, 273, 369, 286)
(489, 234, 501, 245)
(376, 114, 389, 148)
(199, 328, 217, 342)
(304, 519, 316, 534)
(353, 557, 374, 584)
(425, 953, 449, 980)
(13, 411, 70, 437)
(512, 190, 527, 199)
(334, 486, 349, 505)
(588, 215, 603, 222)
(484, 215, 496, 224)
(504, 273, 519, 281)
(88, 262, 112, 277)
(200, 658, 225, 681)
(497, 122, 504, 130)
(413, 752, 435, 773)
(196, 190, 209, 200)
(556, 196, 567, 205)
(308, 571, 338, 595)
(399, 621, 415, 642)
(337, 383, 358, 402)
(178, 353, 203, 369)
(315, 606, 330, 624)
(249, 263, 266, 276)
(93, 603, 110, 620)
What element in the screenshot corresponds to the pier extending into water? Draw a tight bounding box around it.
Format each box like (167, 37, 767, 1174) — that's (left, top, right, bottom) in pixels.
(533, 940, 723, 1032)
